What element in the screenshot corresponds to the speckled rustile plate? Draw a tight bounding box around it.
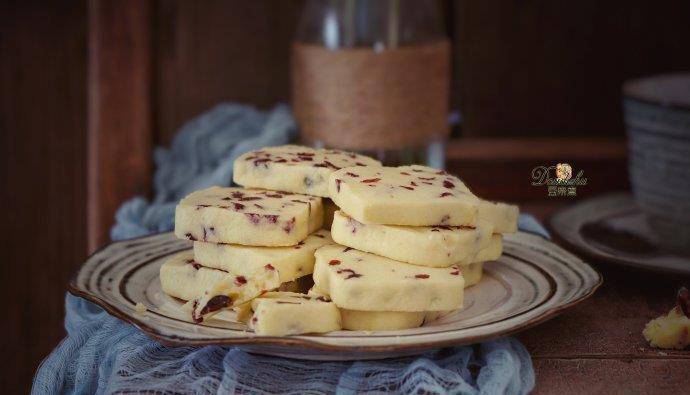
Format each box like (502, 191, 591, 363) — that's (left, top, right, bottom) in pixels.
(69, 231, 601, 360)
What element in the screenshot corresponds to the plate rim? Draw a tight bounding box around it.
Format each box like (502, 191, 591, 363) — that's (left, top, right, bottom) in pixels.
(549, 193, 690, 276)
(68, 231, 602, 352)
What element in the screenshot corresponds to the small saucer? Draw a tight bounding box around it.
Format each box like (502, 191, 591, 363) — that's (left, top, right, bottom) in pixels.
(551, 193, 690, 275)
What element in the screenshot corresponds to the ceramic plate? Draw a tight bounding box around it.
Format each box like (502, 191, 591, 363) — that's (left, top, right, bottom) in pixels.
(550, 193, 690, 275)
(69, 231, 601, 360)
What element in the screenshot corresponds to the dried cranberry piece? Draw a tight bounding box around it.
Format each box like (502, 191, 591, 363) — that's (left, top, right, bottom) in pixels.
(355, 162, 366, 166)
(191, 300, 202, 323)
(346, 172, 359, 178)
(274, 158, 287, 163)
(200, 295, 232, 316)
(195, 204, 210, 210)
(235, 276, 247, 285)
(362, 178, 381, 183)
(329, 259, 341, 266)
(323, 160, 340, 170)
(265, 193, 283, 198)
(415, 274, 430, 279)
(335, 179, 342, 192)
(186, 259, 202, 270)
(264, 214, 279, 223)
(400, 172, 411, 175)
(450, 268, 461, 276)
(443, 180, 455, 189)
(343, 247, 353, 252)
(296, 152, 315, 156)
(410, 181, 418, 186)
(337, 268, 362, 279)
(400, 185, 414, 190)
(299, 156, 314, 161)
(245, 213, 261, 224)
(439, 192, 453, 197)
(231, 191, 244, 198)
(239, 196, 262, 201)
(253, 158, 271, 167)
(346, 216, 361, 234)
(185, 233, 197, 241)
(233, 203, 245, 211)
(283, 217, 296, 233)
(265, 264, 275, 271)
(418, 177, 436, 181)
(251, 316, 258, 324)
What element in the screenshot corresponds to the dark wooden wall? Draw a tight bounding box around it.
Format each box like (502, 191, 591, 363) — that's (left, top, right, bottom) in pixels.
(154, 0, 305, 142)
(452, 0, 690, 136)
(2, 0, 689, 392)
(1, 1, 87, 392)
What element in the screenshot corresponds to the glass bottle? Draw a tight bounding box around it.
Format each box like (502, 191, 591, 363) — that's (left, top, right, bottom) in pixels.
(291, 0, 450, 167)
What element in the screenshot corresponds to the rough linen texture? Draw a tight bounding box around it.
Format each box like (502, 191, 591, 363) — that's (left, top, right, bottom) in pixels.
(33, 104, 536, 395)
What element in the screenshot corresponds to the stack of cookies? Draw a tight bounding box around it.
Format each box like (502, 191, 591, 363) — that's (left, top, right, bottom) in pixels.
(159, 145, 518, 336)
(316, 165, 518, 330)
(160, 146, 381, 335)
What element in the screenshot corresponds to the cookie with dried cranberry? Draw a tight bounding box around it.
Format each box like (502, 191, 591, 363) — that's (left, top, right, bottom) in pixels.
(160, 251, 229, 301)
(329, 165, 480, 227)
(313, 244, 465, 312)
(233, 145, 381, 197)
(331, 210, 494, 267)
(188, 262, 281, 323)
(247, 292, 341, 336)
(160, 246, 327, 302)
(174, 186, 323, 246)
(193, 229, 333, 283)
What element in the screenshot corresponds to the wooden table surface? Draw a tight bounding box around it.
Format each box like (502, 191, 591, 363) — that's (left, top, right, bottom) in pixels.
(519, 202, 690, 394)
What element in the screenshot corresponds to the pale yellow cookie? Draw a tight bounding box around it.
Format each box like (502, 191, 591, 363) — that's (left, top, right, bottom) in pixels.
(233, 145, 381, 197)
(331, 210, 493, 267)
(193, 229, 333, 283)
(174, 186, 323, 246)
(329, 165, 479, 226)
(313, 244, 465, 312)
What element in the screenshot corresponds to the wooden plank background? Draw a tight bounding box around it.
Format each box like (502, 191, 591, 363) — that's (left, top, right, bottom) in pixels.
(1, 1, 87, 392)
(3, 0, 690, 391)
(88, 0, 154, 251)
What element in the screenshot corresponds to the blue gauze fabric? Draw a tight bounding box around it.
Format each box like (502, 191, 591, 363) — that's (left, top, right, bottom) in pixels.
(33, 103, 538, 395)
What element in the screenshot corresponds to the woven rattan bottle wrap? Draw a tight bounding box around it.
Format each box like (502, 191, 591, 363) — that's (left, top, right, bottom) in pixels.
(291, 40, 450, 150)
